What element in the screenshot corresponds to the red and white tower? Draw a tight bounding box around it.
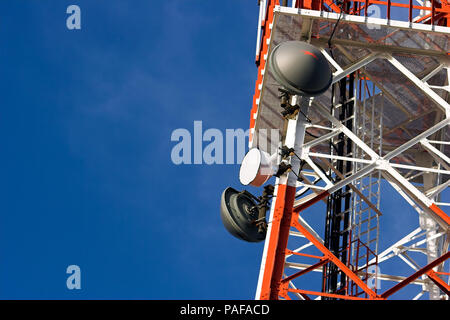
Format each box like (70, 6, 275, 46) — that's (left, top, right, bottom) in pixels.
(248, 0, 450, 300)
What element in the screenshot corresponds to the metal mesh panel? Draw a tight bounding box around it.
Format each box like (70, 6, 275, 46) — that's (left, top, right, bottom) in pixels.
(254, 11, 449, 173)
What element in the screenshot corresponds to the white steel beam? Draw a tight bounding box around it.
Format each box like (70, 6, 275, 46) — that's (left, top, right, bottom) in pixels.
(372, 228, 423, 265)
(314, 90, 449, 230)
(386, 55, 450, 118)
(421, 64, 444, 83)
(306, 151, 450, 176)
(313, 101, 380, 159)
(382, 165, 449, 230)
(332, 52, 380, 84)
(274, 6, 450, 34)
(255, 0, 267, 60)
(307, 152, 373, 165)
(320, 47, 343, 72)
(413, 291, 425, 300)
(384, 118, 450, 161)
(420, 139, 450, 168)
(302, 155, 334, 187)
(389, 163, 450, 176)
(399, 253, 420, 271)
(426, 181, 450, 198)
(428, 140, 450, 146)
(284, 262, 427, 285)
(382, 172, 425, 216)
(302, 129, 341, 149)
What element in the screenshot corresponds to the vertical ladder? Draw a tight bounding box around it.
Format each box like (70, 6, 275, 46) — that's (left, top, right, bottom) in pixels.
(322, 73, 355, 296)
(351, 75, 382, 277)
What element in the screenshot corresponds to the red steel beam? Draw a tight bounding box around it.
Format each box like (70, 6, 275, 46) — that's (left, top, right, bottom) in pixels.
(287, 288, 371, 300)
(426, 270, 450, 296)
(290, 211, 380, 299)
(293, 190, 329, 213)
(252, 0, 450, 302)
(268, 185, 297, 300)
(381, 251, 450, 299)
(281, 258, 329, 284)
(250, 0, 277, 145)
(429, 203, 450, 227)
(258, 184, 297, 300)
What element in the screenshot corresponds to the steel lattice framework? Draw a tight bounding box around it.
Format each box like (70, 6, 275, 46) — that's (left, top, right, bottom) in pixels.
(250, 0, 450, 300)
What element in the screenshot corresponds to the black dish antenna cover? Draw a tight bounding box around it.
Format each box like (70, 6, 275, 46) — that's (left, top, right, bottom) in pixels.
(220, 187, 266, 242)
(268, 41, 332, 97)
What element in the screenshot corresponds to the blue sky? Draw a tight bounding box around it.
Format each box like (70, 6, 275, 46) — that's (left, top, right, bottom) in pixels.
(0, 0, 263, 299)
(0, 1, 446, 299)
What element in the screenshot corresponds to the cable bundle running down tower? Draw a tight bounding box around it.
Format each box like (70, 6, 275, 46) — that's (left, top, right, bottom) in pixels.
(220, 0, 450, 300)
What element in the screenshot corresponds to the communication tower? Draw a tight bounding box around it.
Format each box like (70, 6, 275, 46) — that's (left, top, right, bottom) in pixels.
(221, 0, 449, 300)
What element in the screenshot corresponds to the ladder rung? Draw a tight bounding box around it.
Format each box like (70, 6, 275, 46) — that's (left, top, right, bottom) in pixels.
(337, 211, 351, 218)
(340, 190, 353, 197)
(357, 252, 375, 261)
(360, 183, 380, 192)
(355, 206, 371, 215)
(359, 226, 378, 237)
(352, 238, 377, 249)
(341, 115, 355, 123)
(337, 171, 354, 178)
(357, 215, 377, 225)
(339, 226, 352, 235)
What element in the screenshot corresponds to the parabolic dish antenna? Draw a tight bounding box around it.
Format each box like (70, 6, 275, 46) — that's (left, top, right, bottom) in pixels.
(220, 187, 266, 242)
(268, 41, 332, 96)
